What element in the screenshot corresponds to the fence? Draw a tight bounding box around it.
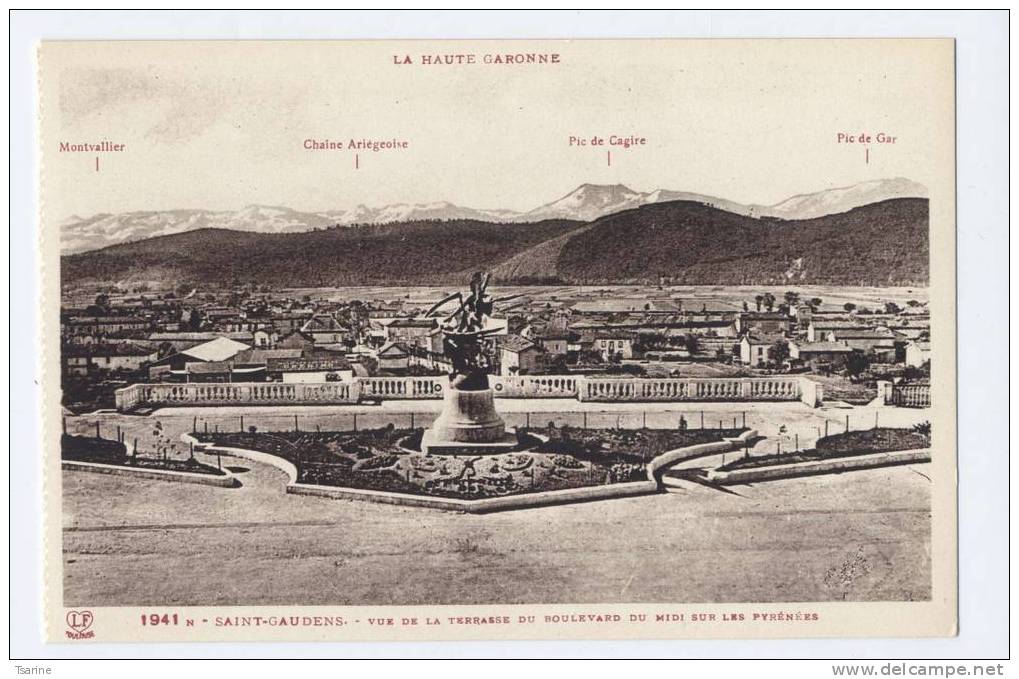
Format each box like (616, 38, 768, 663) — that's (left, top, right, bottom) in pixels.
(115, 374, 823, 411)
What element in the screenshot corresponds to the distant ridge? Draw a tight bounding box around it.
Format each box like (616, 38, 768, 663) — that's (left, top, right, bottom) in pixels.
(60, 177, 927, 253)
(62, 197, 929, 288)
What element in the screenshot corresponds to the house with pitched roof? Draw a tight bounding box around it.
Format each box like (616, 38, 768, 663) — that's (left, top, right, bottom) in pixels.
(147, 336, 251, 380)
(500, 335, 542, 376)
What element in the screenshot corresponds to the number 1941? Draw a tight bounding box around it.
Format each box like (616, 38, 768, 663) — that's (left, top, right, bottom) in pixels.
(141, 613, 179, 626)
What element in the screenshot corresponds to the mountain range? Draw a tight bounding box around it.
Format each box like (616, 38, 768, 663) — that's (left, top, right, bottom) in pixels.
(62, 197, 929, 288)
(60, 177, 927, 253)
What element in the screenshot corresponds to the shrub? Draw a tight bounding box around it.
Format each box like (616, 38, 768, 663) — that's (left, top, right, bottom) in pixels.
(552, 454, 584, 469)
(608, 462, 643, 483)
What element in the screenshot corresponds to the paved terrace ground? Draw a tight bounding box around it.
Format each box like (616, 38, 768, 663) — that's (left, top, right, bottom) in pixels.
(63, 458, 930, 606)
(62, 400, 931, 607)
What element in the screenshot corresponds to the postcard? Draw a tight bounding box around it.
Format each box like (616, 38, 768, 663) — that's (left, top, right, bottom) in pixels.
(40, 38, 955, 642)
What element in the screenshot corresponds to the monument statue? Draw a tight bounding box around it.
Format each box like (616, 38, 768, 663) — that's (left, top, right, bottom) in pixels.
(420, 272, 518, 454)
(424, 271, 506, 390)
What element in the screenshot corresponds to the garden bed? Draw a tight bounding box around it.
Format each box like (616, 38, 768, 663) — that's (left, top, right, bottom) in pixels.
(61, 434, 226, 476)
(194, 425, 743, 500)
(716, 427, 930, 471)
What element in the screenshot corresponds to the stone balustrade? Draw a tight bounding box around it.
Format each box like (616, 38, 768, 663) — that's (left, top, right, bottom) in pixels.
(891, 384, 931, 408)
(490, 375, 579, 399)
(580, 376, 805, 403)
(114, 374, 825, 411)
(359, 376, 445, 400)
(115, 381, 359, 409)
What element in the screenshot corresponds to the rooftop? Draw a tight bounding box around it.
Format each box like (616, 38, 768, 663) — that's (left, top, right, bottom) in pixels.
(793, 341, 855, 353)
(501, 335, 538, 353)
(181, 337, 251, 362)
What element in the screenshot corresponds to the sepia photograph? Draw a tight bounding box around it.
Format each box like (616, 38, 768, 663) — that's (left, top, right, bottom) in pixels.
(34, 35, 960, 644)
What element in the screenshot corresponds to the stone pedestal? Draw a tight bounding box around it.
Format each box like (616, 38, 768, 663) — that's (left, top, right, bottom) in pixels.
(421, 387, 517, 455)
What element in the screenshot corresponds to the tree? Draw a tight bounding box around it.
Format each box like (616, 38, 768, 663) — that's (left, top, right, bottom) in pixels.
(809, 297, 823, 309)
(845, 352, 870, 376)
(94, 293, 110, 311)
(684, 335, 700, 354)
(742, 300, 749, 312)
(784, 291, 800, 307)
(843, 302, 857, 313)
(185, 308, 203, 331)
(771, 340, 790, 366)
(754, 295, 763, 311)
(762, 292, 776, 312)
(906, 299, 921, 307)
(884, 301, 902, 315)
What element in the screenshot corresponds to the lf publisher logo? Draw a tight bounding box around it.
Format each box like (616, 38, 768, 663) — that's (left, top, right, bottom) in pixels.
(65, 610, 95, 639)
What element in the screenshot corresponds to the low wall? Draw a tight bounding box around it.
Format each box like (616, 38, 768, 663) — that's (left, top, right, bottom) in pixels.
(193, 434, 659, 513)
(288, 479, 658, 513)
(184, 430, 761, 513)
(645, 429, 758, 479)
(183, 436, 299, 483)
(62, 459, 235, 487)
(117, 375, 824, 411)
(704, 448, 931, 485)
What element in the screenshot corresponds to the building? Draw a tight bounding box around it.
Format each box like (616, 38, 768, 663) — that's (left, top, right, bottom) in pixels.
(739, 333, 786, 367)
(276, 330, 316, 351)
(147, 331, 255, 352)
(532, 331, 570, 356)
(825, 328, 897, 360)
(500, 335, 542, 376)
(737, 312, 793, 336)
(147, 336, 251, 380)
(377, 341, 412, 372)
(301, 315, 350, 345)
(183, 360, 266, 383)
(63, 343, 157, 375)
(789, 341, 856, 371)
(271, 312, 310, 334)
(593, 333, 634, 361)
(64, 315, 150, 338)
(807, 319, 867, 342)
(905, 340, 931, 368)
(267, 354, 354, 383)
(385, 318, 437, 350)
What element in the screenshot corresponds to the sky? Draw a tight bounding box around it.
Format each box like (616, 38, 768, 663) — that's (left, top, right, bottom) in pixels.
(40, 39, 954, 218)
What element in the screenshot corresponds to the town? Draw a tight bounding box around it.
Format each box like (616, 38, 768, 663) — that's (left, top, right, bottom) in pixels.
(60, 283, 931, 414)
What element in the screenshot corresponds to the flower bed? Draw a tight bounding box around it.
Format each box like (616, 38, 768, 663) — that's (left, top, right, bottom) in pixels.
(528, 425, 748, 464)
(61, 434, 225, 476)
(717, 427, 930, 471)
(195, 425, 741, 500)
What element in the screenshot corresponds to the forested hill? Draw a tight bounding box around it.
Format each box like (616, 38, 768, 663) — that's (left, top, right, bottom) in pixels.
(61, 198, 928, 288)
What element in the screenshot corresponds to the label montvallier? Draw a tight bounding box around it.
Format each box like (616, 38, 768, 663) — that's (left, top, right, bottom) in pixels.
(59, 140, 126, 153)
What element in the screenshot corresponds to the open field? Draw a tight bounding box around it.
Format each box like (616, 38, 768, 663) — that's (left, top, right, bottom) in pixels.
(281, 284, 928, 312)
